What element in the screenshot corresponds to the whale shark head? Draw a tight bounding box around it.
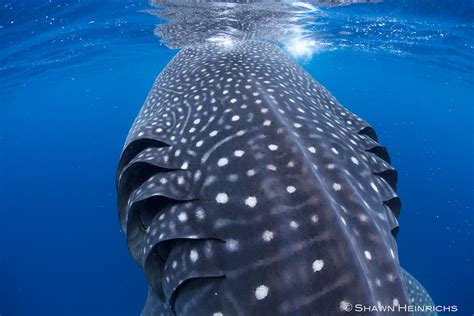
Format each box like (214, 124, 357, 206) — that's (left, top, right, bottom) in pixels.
(116, 39, 436, 315)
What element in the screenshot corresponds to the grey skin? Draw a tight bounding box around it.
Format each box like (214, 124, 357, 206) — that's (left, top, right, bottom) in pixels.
(116, 40, 435, 315)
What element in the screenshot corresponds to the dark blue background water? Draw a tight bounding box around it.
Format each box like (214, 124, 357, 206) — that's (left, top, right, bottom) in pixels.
(1, 0, 473, 315)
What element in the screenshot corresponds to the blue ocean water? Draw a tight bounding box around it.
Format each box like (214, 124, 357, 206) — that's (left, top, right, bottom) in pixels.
(1, 0, 473, 315)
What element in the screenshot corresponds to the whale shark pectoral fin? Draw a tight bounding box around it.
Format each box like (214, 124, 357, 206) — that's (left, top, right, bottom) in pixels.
(141, 286, 173, 316)
(401, 268, 438, 316)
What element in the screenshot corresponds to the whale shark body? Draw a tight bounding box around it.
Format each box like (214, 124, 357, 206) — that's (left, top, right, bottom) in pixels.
(116, 41, 435, 315)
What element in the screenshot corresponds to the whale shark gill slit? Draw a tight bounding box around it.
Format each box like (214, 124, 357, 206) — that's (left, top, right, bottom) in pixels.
(117, 138, 171, 183)
(358, 126, 379, 142)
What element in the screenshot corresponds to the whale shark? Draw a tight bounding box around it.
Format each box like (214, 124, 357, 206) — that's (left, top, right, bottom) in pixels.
(116, 40, 436, 315)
